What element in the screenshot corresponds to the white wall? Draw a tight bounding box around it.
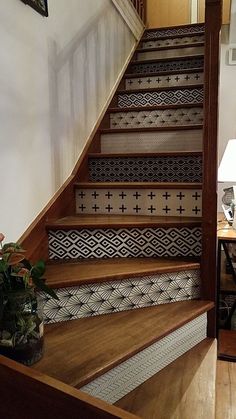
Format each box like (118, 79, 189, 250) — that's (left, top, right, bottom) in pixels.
(218, 24, 236, 209)
(0, 0, 140, 241)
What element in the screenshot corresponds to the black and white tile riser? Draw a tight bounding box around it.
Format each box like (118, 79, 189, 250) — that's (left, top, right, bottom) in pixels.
(140, 35, 205, 49)
(88, 156, 202, 182)
(110, 107, 203, 129)
(118, 88, 203, 108)
(125, 72, 203, 90)
(81, 313, 207, 404)
(41, 270, 200, 324)
(130, 57, 204, 74)
(142, 24, 205, 39)
(48, 228, 202, 260)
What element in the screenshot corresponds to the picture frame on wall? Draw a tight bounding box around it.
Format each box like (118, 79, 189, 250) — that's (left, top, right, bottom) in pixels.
(21, 0, 48, 17)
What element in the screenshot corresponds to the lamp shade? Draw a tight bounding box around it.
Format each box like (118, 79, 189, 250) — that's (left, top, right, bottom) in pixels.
(218, 139, 236, 182)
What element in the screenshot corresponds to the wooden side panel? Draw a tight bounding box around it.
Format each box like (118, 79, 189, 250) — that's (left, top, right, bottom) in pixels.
(201, 0, 222, 337)
(198, 0, 230, 23)
(146, 0, 191, 29)
(0, 356, 138, 419)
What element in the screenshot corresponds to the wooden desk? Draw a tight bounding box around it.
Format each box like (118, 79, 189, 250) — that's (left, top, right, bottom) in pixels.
(217, 217, 236, 361)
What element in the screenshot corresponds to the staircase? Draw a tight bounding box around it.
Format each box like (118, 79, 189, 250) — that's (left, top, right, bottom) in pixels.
(25, 21, 218, 418)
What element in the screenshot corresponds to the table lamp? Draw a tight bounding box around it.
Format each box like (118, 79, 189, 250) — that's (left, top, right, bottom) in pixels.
(218, 139, 236, 228)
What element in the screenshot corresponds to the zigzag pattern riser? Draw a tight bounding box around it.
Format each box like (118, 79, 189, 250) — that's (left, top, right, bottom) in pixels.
(142, 25, 205, 39)
(130, 57, 204, 74)
(76, 188, 202, 217)
(48, 227, 202, 259)
(100, 130, 202, 153)
(140, 35, 205, 49)
(118, 88, 203, 108)
(40, 269, 200, 324)
(81, 313, 207, 404)
(137, 46, 204, 61)
(110, 107, 203, 129)
(125, 72, 203, 90)
(88, 156, 202, 182)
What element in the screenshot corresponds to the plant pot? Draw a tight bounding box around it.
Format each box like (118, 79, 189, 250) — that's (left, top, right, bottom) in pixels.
(0, 289, 44, 365)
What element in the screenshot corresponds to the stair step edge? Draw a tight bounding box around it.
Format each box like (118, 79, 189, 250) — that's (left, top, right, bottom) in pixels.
(117, 84, 203, 95)
(136, 42, 204, 53)
(74, 182, 203, 189)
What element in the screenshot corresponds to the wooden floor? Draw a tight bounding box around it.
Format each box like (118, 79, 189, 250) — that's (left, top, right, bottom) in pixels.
(218, 329, 236, 360)
(216, 361, 236, 419)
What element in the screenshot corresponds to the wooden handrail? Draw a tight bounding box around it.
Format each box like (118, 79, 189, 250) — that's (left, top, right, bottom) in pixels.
(201, 0, 222, 337)
(130, 0, 146, 24)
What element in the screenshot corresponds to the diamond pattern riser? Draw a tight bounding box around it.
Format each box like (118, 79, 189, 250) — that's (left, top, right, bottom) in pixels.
(110, 107, 203, 129)
(130, 57, 204, 74)
(81, 313, 207, 404)
(125, 72, 203, 90)
(118, 88, 203, 108)
(40, 269, 200, 324)
(101, 130, 202, 153)
(76, 189, 202, 217)
(142, 24, 205, 39)
(88, 156, 202, 182)
(137, 46, 204, 61)
(48, 227, 202, 260)
(140, 35, 205, 49)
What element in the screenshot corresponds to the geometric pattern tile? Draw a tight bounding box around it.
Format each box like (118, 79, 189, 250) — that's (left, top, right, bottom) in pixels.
(88, 156, 202, 182)
(130, 57, 204, 74)
(125, 72, 204, 90)
(110, 107, 203, 128)
(101, 130, 203, 153)
(137, 46, 204, 61)
(142, 24, 205, 39)
(140, 35, 205, 49)
(48, 227, 202, 259)
(76, 188, 202, 217)
(118, 88, 204, 108)
(40, 269, 201, 324)
(81, 313, 207, 403)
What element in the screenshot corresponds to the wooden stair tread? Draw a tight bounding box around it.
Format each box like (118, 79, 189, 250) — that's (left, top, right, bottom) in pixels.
(74, 182, 202, 189)
(34, 301, 214, 389)
(107, 103, 203, 113)
(136, 42, 204, 54)
(100, 126, 203, 134)
(45, 258, 200, 288)
(124, 68, 204, 79)
(46, 215, 202, 230)
(116, 338, 216, 419)
(88, 151, 202, 158)
(117, 84, 203, 95)
(216, 360, 236, 419)
(129, 55, 204, 66)
(218, 329, 236, 359)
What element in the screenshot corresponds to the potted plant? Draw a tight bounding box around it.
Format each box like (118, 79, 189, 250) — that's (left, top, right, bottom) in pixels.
(0, 233, 58, 365)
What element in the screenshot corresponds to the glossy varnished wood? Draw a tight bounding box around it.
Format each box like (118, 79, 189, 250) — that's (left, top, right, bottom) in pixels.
(34, 301, 214, 388)
(117, 84, 203, 95)
(129, 55, 204, 67)
(135, 42, 205, 54)
(107, 103, 203, 113)
(74, 182, 202, 189)
(217, 220, 236, 241)
(116, 338, 216, 419)
(216, 360, 236, 419)
(46, 214, 202, 230)
(100, 125, 203, 134)
(124, 68, 204, 79)
(88, 151, 203, 158)
(0, 356, 138, 419)
(45, 257, 200, 288)
(218, 330, 236, 360)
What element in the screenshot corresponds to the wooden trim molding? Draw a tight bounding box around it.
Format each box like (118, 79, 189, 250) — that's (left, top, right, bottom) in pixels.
(201, 0, 222, 337)
(111, 0, 145, 39)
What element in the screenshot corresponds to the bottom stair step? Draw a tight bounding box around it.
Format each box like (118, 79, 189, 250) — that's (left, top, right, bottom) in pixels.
(34, 301, 214, 404)
(116, 338, 217, 419)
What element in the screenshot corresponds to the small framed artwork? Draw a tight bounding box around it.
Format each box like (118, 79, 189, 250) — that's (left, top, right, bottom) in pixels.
(21, 0, 48, 17)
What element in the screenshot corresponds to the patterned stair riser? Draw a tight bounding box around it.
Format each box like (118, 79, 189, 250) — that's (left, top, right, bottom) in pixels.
(118, 88, 203, 108)
(140, 35, 205, 49)
(88, 156, 202, 182)
(48, 227, 202, 259)
(137, 46, 204, 62)
(81, 313, 207, 403)
(101, 130, 202, 153)
(40, 269, 200, 324)
(142, 24, 205, 39)
(110, 107, 203, 129)
(130, 57, 204, 74)
(76, 188, 202, 217)
(125, 72, 204, 90)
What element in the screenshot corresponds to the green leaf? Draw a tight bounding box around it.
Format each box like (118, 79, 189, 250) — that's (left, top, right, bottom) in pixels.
(31, 260, 45, 278)
(32, 276, 59, 300)
(0, 259, 7, 273)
